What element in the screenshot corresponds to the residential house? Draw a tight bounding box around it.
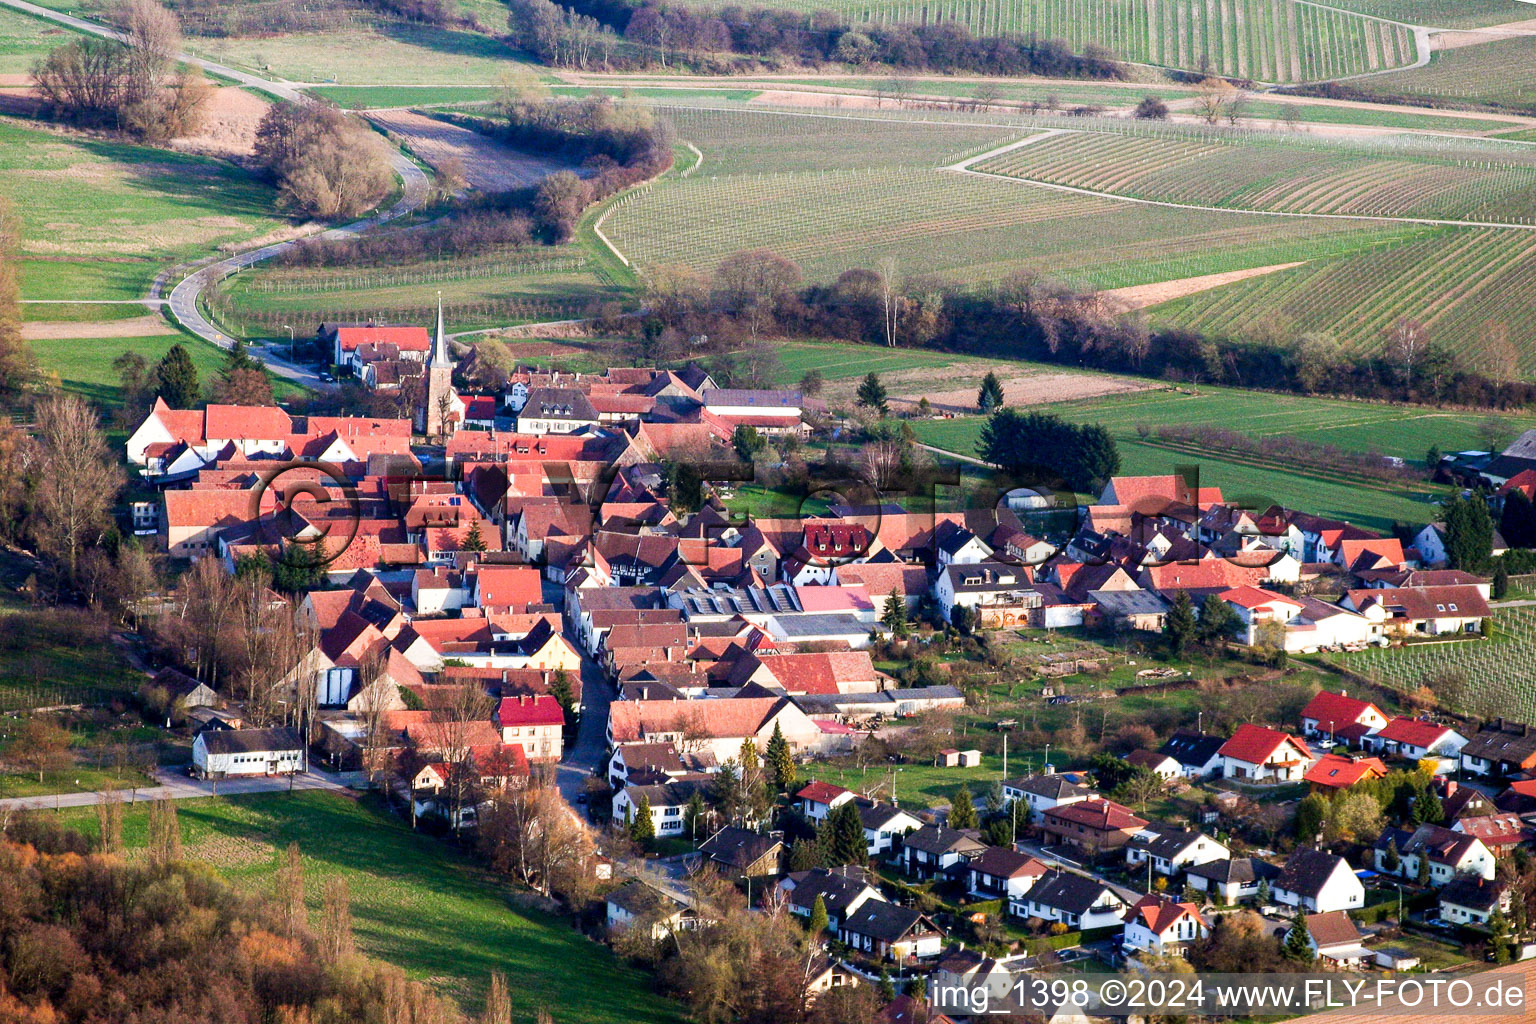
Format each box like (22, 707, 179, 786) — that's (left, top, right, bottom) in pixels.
(607, 696, 825, 762)
(1272, 848, 1365, 914)
(192, 727, 305, 779)
(857, 801, 924, 858)
(1185, 857, 1281, 903)
(1039, 799, 1148, 854)
(1218, 724, 1315, 783)
(779, 866, 886, 931)
(698, 825, 784, 880)
(1374, 824, 1497, 884)
(1158, 732, 1227, 780)
(606, 741, 714, 788)
(1300, 691, 1389, 744)
(1305, 911, 1370, 970)
(933, 563, 1040, 628)
(838, 902, 944, 962)
(797, 780, 856, 821)
(1011, 870, 1128, 930)
(611, 779, 709, 837)
(1125, 750, 1182, 782)
(1342, 586, 1490, 636)
(1453, 814, 1533, 859)
(900, 825, 986, 881)
(1368, 718, 1467, 767)
(1003, 774, 1099, 816)
(1124, 826, 1230, 877)
(1304, 753, 1389, 793)
(516, 388, 599, 434)
(148, 667, 217, 711)
(1460, 719, 1536, 778)
(493, 694, 565, 762)
(1122, 895, 1208, 958)
(966, 847, 1050, 902)
(606, 880, 699, 940)
(1438, 876, 1510, 926)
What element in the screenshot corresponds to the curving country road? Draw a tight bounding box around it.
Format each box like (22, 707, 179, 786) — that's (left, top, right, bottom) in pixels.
(1, 0, 432, 388)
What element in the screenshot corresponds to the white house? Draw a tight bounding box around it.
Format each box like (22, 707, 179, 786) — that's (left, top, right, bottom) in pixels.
(1438, 876, 1510, 927)
(1158, 732, 1226, 780)
(192, 727, 305, 779)
(1124, 826, 1230, 877)
(1367, 717, 1466, 766)
(1125, 750, 1182, 782)
(1218, 724, 1315, 783)
(1002, 774, 1098, 815)
(606, 880, 699, 940)
(838, 902, 944, 962)
(1303, 911, 1371, 970)
(611, 781, 707, 837)
(857, 801, 924, 857)
(1185, 857, 1280, 903)
(797, 780, 856, 821)
(1299, 690, 1389, 743)
(935, 525, 992, 567)
(967, 847, 1050, 902)
(901, 825, 986, 880)
(1272, 849, 1365, 914)
(1374, 824, 1496, 884)
(1122, 896, 1208, 958)
(1011, 870, 1128, 930)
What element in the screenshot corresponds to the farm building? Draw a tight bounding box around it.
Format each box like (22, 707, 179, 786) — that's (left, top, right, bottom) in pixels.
(192, 727, 305, 779)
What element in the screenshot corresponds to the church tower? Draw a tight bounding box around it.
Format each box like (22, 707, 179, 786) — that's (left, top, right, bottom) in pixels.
(418, 292, 455, 438)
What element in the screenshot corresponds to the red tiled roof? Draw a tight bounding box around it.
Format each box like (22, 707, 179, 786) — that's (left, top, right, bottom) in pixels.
(1126, 894, 1201, 935)
(1218, 723, 1312, 766)
(754, 651, 877, 695)
(494, 694, 565, 729)
(797, 780, 852, 805)
(334, 325, 430, 352)
(1044, 798, 1147, 832)
(1454, 814, 1531, 846)
(1377, 717, 1454, 748)
(1219, 585, 1303, 611)
(1301, 691, 1383, 727)
(1304, 753, 1387, 789)
(203, 403, 294, 440)
(608, 697, 787, 743)
(474, 566, 542, 610)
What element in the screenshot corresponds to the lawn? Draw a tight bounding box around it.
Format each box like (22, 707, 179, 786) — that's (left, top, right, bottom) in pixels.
(1232, 100, 1526, 134)
(802, 753, 1016, 811)
(29, 332, 302, 406)
(1, 114, 287, 302)
(907, 383, 1522, 530)
(0, 5, 83, 73)
(0, 766, 156, 799)
(61, 791, 685, 1022)
(307, 85, 507, 108)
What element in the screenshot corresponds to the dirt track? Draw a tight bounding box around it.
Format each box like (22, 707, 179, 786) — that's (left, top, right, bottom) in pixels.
(365, 109, 574, 191)
(1100, 263, 1305, 312)
(823, 366, 1151, 415)
(22, 314, 174, 339)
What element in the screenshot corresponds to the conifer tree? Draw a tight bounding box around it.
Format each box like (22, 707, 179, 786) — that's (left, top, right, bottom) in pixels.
(948, 786, 978, 830)
(1283, 914, 1315, 964)
(765, 722, 795, 790)
(154, 343, 199, 407)
(631, 795, 655, 843)
(808, 894, 829, 937)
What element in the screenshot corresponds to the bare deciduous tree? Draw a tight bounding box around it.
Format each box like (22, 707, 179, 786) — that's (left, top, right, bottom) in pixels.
(31, 394, 122, 585)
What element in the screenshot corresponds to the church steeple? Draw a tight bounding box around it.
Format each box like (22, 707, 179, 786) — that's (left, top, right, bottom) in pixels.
(430, 290, 450, 366)
(418, 291, 456, 438)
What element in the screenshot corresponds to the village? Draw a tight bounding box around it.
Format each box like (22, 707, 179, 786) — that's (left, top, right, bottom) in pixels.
(104, 310, 1536, 1021)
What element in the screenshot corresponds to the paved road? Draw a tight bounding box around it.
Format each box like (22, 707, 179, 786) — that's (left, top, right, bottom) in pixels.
(2, 0, 432, 389)
(0, 766, 351, 813)
(555, 650, 613, 813)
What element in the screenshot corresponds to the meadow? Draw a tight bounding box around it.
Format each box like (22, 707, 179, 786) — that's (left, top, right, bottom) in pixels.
(659, 0, 1417, 82)
(0, 5, 80, 73)
(1228, 100, 1526, 134)
(186, 22, 532, 85)
(1153, 226, 1536, 369)
(60, 792, 685, 1023)
(26, 331, 304, 406)
(1349, 35, 1536, 113)
(0, 115, 287, 303)
(973, 127, 1536, 225)
(905, 381, 1534, 529)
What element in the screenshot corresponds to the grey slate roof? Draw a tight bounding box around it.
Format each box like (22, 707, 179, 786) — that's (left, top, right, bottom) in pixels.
(1158, 731, 1226, 769)
(1024, 869, 1118, 916)
(1186, 857, 1280, 885)
(841, 900, 934, 943)
(1274, 848, 1348, 899)
(199, 727, 303, 755)
(698, 825, 782, 870)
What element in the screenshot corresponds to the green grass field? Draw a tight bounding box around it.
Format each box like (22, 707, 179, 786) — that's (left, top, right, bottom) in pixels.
(27, 332, 302, 406)
(908, 382, 1533, 529)
(1350, 35, 1536, 113)
(0, 5, 83, 72)
(1232, 100, 1526, 133)
(771, 78, 1193, 108)
(307, 84, 507, 108)
(1, 115, 286, 302)
(188, 23, 531, 85)
(60, 792, 684, 1022)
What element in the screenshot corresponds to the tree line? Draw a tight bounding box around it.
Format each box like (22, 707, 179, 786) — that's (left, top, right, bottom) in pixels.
(32, 0, 212, 142)
(631, 253, 1536, 412)
(511, 0, 1127, 78)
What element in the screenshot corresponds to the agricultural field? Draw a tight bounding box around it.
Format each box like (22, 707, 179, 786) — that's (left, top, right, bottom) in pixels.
(1331, 607, 1536, 721)
(307, 84, 506, 108)
(60, 792, 684, 1023)
(767, 77, 1191, 108)
(908, 381, 1534, 528)
(0, 114, 286, 304)
(1320, 0, 1529, 29)
(1154, 226, 1536, 369)
(1227, 100, 1527, 134)
(662, 0, 1418, 82)
(973, 127, 1536, 225)
(186, 22, 531, 86)
(214, 249, 622, 339)
(1350, 35, 1536, 113)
